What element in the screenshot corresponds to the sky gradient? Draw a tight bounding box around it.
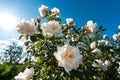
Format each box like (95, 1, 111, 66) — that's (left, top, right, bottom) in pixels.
(0, 0, 120, 42)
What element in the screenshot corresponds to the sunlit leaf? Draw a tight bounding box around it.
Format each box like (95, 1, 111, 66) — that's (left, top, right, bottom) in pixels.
(40, 50, 46, 54)
(18, 34, 23, 40)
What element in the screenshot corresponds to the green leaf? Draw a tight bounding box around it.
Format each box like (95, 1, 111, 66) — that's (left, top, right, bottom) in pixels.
(37, 57, 42, 63)
(37, 34, 44, 40)
(18, 34, 23, 40)
(30, 36, 37, 42)
(55, 18, 62, 23)
(40, 50, 46, 54)
(30, 34, 44, 42)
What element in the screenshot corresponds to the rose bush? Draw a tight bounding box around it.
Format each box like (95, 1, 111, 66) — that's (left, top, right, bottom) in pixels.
(16, 4, 120, 80)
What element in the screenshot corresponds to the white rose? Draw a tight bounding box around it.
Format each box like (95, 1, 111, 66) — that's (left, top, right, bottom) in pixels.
(54, 44, 83, 73)
(51, 7, 60, 16)
(105, 40, 112, 46)
(93, 60, 111, 70)
(117, 62, 120, 74)
(102, 60, 111, 70)
(84, 20, 97, 38)
(15, 67, 34, 80)
(92, 59, 103, 68)
(90, 41, 96, 49)
(42, 21, 61, 37)
(93, 76, 100, 80)
(38, 5, 48, 17)
(65, 35, 69, 38)
(98, 40, 105, 46)
(86, 20, 97, 33)
(88, 34, 96, 38)
(104, 60, 111, 66)
(71, 37, 75, 42)
(103, 34, 107, 39)
(91, 48, 102, 55)
(66, 18, 75, 26)
(23, 67, 34, 77)
(16, 19, 37, 36)
(113, 34, 118, 41)
(110, 49, 114, 52)
(118, 25, 120, 30)
(118, 32, 120, 37)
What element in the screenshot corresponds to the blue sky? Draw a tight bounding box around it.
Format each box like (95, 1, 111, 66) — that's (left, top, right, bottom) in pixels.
(0, 0, 120, 43)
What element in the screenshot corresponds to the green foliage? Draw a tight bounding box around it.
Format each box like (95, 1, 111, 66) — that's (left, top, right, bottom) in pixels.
(0, 63, 26, 80)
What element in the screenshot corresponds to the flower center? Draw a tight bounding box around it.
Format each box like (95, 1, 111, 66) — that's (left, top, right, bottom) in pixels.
(62, 48, 75, 63)
(64, 53, 74, 59)
(52, 26, 57, 30)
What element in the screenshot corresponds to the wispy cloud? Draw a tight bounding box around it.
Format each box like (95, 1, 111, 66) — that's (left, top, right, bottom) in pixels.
(0, 40, 10, 49)
(0, 40, 10, 45)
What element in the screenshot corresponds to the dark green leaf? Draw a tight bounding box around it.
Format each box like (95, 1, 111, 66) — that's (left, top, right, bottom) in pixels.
(40, 50, 46, 54)
(37, 34, 44, 40)
(30, 34, 44, 42)
(18, 34, 23, 40)
(30, 36, 37, 42)
(55, 18, 62, 23)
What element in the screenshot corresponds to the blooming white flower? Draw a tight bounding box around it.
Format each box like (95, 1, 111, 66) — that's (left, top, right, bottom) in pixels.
(93, 59, 111, 70)
(102, 60, 111, 70)
(16, 19, 37, 36)
(91, 48, 102, 55)
(54, 44, 83, 72)
(71, 37, 75, 42)
(92, 59, 103, 68)
(86, 20, 97, 33)
(84, 20, 97, 38)
(93, 76, 100, 80)
(65, 35, 69, 38)
(104, 60, 111, 66)
(103, 34, 107, 39)
(66, 18, 75, 26)
(42, 21, 61, 37)
(118, 32, 120, 37)
(110, 49, 114, 52)
(38, 5, 48, 17)
(90, 41, 96, 49)
(98, 40, 105, 46)
(15, 67, 34, 80)
(51, 7, 60, 16)
(113, 34, 118, 41)
(117, 62, 120, 74)
(118, 25, 120, 30)
(105, 40, 112, 46)
(67, 29, 71, 34)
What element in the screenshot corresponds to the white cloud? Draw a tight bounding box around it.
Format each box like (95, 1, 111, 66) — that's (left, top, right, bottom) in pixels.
(0, 40, 10, 45)
(0, 40, 10, 50)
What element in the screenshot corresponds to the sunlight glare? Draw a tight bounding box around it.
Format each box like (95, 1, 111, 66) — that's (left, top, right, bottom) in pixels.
(0, 13, 17, 31)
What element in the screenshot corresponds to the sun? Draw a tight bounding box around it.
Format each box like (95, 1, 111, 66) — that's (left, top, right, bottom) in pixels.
(0, 13, 17, 31)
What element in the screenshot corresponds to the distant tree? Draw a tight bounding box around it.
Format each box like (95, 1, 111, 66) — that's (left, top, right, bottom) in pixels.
(1, 42, 23, 64)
